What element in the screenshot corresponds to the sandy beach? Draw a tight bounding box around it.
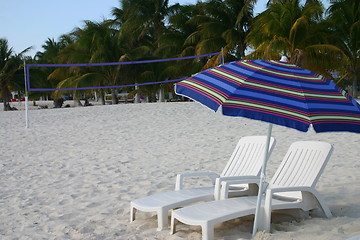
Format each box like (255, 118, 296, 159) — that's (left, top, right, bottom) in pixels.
(1, 102, 359, 239)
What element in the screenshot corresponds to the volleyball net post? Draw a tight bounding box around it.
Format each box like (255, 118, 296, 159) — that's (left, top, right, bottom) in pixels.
(24, 60, 29, 128)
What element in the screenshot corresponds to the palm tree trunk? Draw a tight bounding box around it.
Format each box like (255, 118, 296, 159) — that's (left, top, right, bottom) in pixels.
(73, 96, 83, 107)
(1, 84, 13, 111)
(290, 49, 306, 67)
(111, 88, 118, 104)
(134, 84, 140, 103)
(111, 65, 122, 104)
(98, 90, 105, 105)
(158, 88, 165, 102)
(53, 98, 65, 108)
(352, 76, 358, 98)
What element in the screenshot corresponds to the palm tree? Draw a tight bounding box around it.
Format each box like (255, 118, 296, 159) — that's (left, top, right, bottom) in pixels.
(111, 0, 184, 101)
(157, 4, 210, 77)
(245, 0, 347, 79)
(246, 0, 324, 60)
(118, 0, 179, 45)
(156, 4, 197, 57)
(326, 0, 360, 98)
(0, 38, 31, 111)
(49, 20, 128, 105)
(185, 0, 256, 66)
(33, 37, 69, 104)
(35, 38, 66, 63)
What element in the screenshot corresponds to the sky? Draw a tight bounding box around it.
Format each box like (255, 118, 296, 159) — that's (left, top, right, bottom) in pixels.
(1, 0, 329, 57)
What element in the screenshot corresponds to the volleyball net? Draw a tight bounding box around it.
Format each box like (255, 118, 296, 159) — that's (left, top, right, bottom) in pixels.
(25, 51, 221, 92)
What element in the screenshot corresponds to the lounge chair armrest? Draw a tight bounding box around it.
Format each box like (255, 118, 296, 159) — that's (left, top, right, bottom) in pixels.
(266, 186, 314, 195)
(265, 186, 319, 206)
(265, 186, 326, 203)
(215, 176, 261, 200)
(217, 175, 260, 182)
(264, 186, 332, 218)
(175, 172, 219, 190)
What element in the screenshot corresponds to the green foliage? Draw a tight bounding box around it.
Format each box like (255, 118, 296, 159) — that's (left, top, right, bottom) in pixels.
(187, 0, 256, 62)
(246, 0, 324, 59)
(325, 0, 360, 96)
(3, 0, 360, 104)
(0, 38, 31, 110)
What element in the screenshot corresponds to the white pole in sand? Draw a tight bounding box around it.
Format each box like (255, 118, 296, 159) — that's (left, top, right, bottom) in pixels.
(25, 96, 29, 128)
(23, 60, 29, 128)
(252, 123, 273, 237)
(253, 56, 288, 237)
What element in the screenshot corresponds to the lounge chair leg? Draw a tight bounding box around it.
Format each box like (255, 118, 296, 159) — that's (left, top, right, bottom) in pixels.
(303, 191, 333, 218)
(312, 193, 333, 218)
(130, 206, 136, 222)
(157, 209, 168, 231)
(170, 214, 176, 235)
(321, 205, 332, 218)
(202, 223, 214, 240)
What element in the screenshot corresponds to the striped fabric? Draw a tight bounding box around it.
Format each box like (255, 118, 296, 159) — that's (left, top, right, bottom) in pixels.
(175, 60, 360, 133)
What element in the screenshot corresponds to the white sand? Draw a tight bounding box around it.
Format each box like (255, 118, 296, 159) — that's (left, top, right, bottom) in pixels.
(1, 102, 359, 240)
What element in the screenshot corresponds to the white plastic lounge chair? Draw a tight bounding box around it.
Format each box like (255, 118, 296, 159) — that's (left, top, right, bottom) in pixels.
(171, 141, 333, 240)
(130, 136, 276, 231)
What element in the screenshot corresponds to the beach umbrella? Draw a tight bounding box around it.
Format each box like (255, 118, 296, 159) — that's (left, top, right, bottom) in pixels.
(175, 58, 360, 237)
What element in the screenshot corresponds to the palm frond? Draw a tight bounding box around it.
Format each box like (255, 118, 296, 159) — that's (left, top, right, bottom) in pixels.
(305, 44, 347, 71)
(289, 16, 308, 51)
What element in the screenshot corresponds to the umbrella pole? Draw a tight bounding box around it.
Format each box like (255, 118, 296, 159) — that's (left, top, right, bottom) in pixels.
(252, 123, 273, 237)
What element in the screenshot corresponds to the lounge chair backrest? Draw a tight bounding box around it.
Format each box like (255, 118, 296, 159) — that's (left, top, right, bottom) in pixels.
(221, 136, 276, 177)
(270, 141, 333, 199)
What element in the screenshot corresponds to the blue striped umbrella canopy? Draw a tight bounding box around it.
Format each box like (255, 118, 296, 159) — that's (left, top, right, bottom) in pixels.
(176, 59, 360, 133)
